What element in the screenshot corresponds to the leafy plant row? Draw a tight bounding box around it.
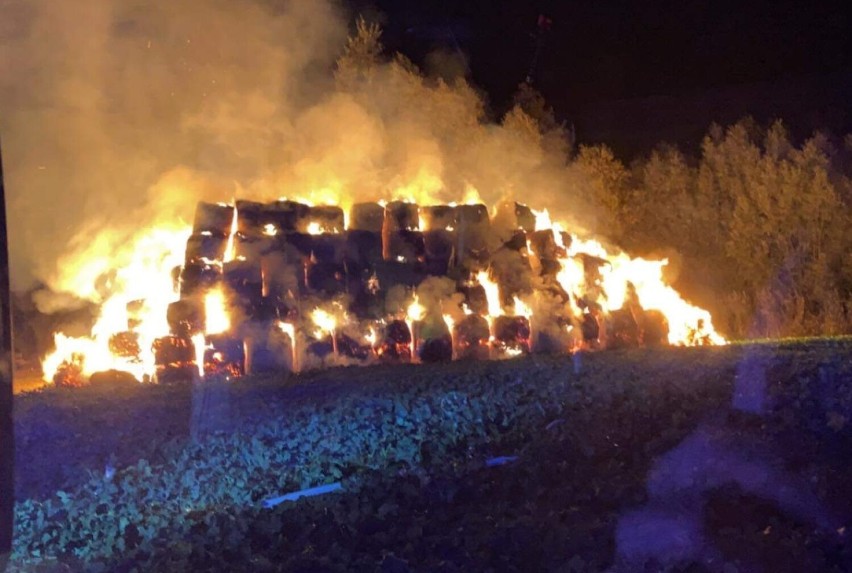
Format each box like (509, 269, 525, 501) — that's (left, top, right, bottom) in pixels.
(10, 340, 852, 571)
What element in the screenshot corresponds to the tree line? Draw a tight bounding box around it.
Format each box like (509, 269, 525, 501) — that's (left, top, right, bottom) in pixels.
(573, 119, 852, 339)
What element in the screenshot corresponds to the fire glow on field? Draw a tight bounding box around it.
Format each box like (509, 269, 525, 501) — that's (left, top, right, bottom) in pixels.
(39, 192, 726, 386)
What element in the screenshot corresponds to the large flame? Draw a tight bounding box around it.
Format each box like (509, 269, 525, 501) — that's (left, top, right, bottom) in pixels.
(475, 271, 503, 318)
(39, 189, 724, 385)
(561, 236, 725, 345)
(204, 286, 231, 335)
(310, 308, 337, 339)
(41, 226, 191, 382)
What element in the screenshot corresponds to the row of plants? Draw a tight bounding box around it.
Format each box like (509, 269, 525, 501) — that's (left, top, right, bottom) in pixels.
(10, 339, 852, 571)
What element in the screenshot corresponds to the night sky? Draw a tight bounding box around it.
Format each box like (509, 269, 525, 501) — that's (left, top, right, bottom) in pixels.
(354, 0, 852, 156)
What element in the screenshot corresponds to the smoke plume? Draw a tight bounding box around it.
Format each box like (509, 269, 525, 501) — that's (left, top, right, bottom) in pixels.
(0, 0, 595, 304)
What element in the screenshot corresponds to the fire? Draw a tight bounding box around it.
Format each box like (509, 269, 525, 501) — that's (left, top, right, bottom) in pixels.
(406, 294, 426, 322)
(533, 208, 553, 231)
(223, 203, 239, 263)
(442, 314, 455, 332)
(562, 236, 726, 345)
(204, 287, 230, 335)
(306, 222, 323, 235)
(277, 321, 298, 372)
(365, 325, 377, 347)
(263, 223, 278, 236)
(39, 189, 724, 386)
(41, 226, 191, 383)
(513, 296, 532, 318)
(475, 271, 503, 318)
(310, 308, 337, 339)
(191, 333, 206, 377)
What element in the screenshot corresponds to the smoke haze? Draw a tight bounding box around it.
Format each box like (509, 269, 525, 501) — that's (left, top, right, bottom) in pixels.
(0, 0, 594, 304)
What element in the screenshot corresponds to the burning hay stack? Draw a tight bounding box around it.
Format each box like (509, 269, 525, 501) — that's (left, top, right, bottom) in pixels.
(39, 186, 729, 387)
(42, 197, 724, 386)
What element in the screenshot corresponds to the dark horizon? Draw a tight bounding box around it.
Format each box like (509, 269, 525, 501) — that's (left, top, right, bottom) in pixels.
(357, 0, 852, 156)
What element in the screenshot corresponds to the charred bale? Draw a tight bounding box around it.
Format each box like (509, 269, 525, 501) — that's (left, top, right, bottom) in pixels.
(419, 335, 453, 363)
(453, 314, 490, 360)
(348, 270, 384, 319)
(203, 334, 245, 377)
(514, 203, 535, 232)
(185, 234, 228, 265)
(374, 260, 425, 292)
(641, 309, 669, 347)
(414, 316, 453, 363)
(305, 335, 335, 361)
(384, 230, 425, 263)
(350, 202, 385, 233)
(223, 259, 262, 313)
(384, 201, 419, 232)
(376, 319, 412, 363)
(503, 230, 528, 252)
(305, 205, 345, 234)
(250, 296, 280, 323)
(179, 262, 222, 298)
(455, 204, 492, 267)
(336, 333, 373, 361)
(235, 200, 266, 237)
(492, 315, 531, 354)
(458, 283, 489, 315)
(153, 335, 196, 384)
(233, 234, 273, 262)
(305, 261, 346, 295)
(193, 202, 234, 236)
(167, 299, 203, 337)
(307, 233, 346, 264)
(263, 200, 311, 233)
(420, 205, 457, 231)
(492, 201, 536, 242)
(528, 230, 560, 261)
(423, 229, 455, 276)
(344, 231, 383, 272)
(608, 308, 641, 349)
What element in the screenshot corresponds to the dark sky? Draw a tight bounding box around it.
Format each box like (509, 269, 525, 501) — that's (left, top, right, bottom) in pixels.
(353, 0, 852, 156)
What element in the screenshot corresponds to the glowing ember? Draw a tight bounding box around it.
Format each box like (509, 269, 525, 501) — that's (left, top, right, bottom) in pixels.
(263, 223, 278, 236)
(306, 222, 323, 235)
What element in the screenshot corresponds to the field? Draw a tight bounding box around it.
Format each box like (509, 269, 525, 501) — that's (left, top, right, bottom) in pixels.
(7, 339, 852, 572)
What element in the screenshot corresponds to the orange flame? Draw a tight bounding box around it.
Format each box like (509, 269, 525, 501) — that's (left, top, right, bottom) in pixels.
(204, 286, 230, 335)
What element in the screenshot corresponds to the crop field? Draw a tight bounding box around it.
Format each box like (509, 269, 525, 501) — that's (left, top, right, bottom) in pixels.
(7, 339, 852, 572)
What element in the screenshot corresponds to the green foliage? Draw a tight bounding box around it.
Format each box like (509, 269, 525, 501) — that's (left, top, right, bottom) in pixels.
(334, 16, 384, 89)
(581, 118, 852, 339)
(10, 340, 852, 571)
(574, 144, 635, 242)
